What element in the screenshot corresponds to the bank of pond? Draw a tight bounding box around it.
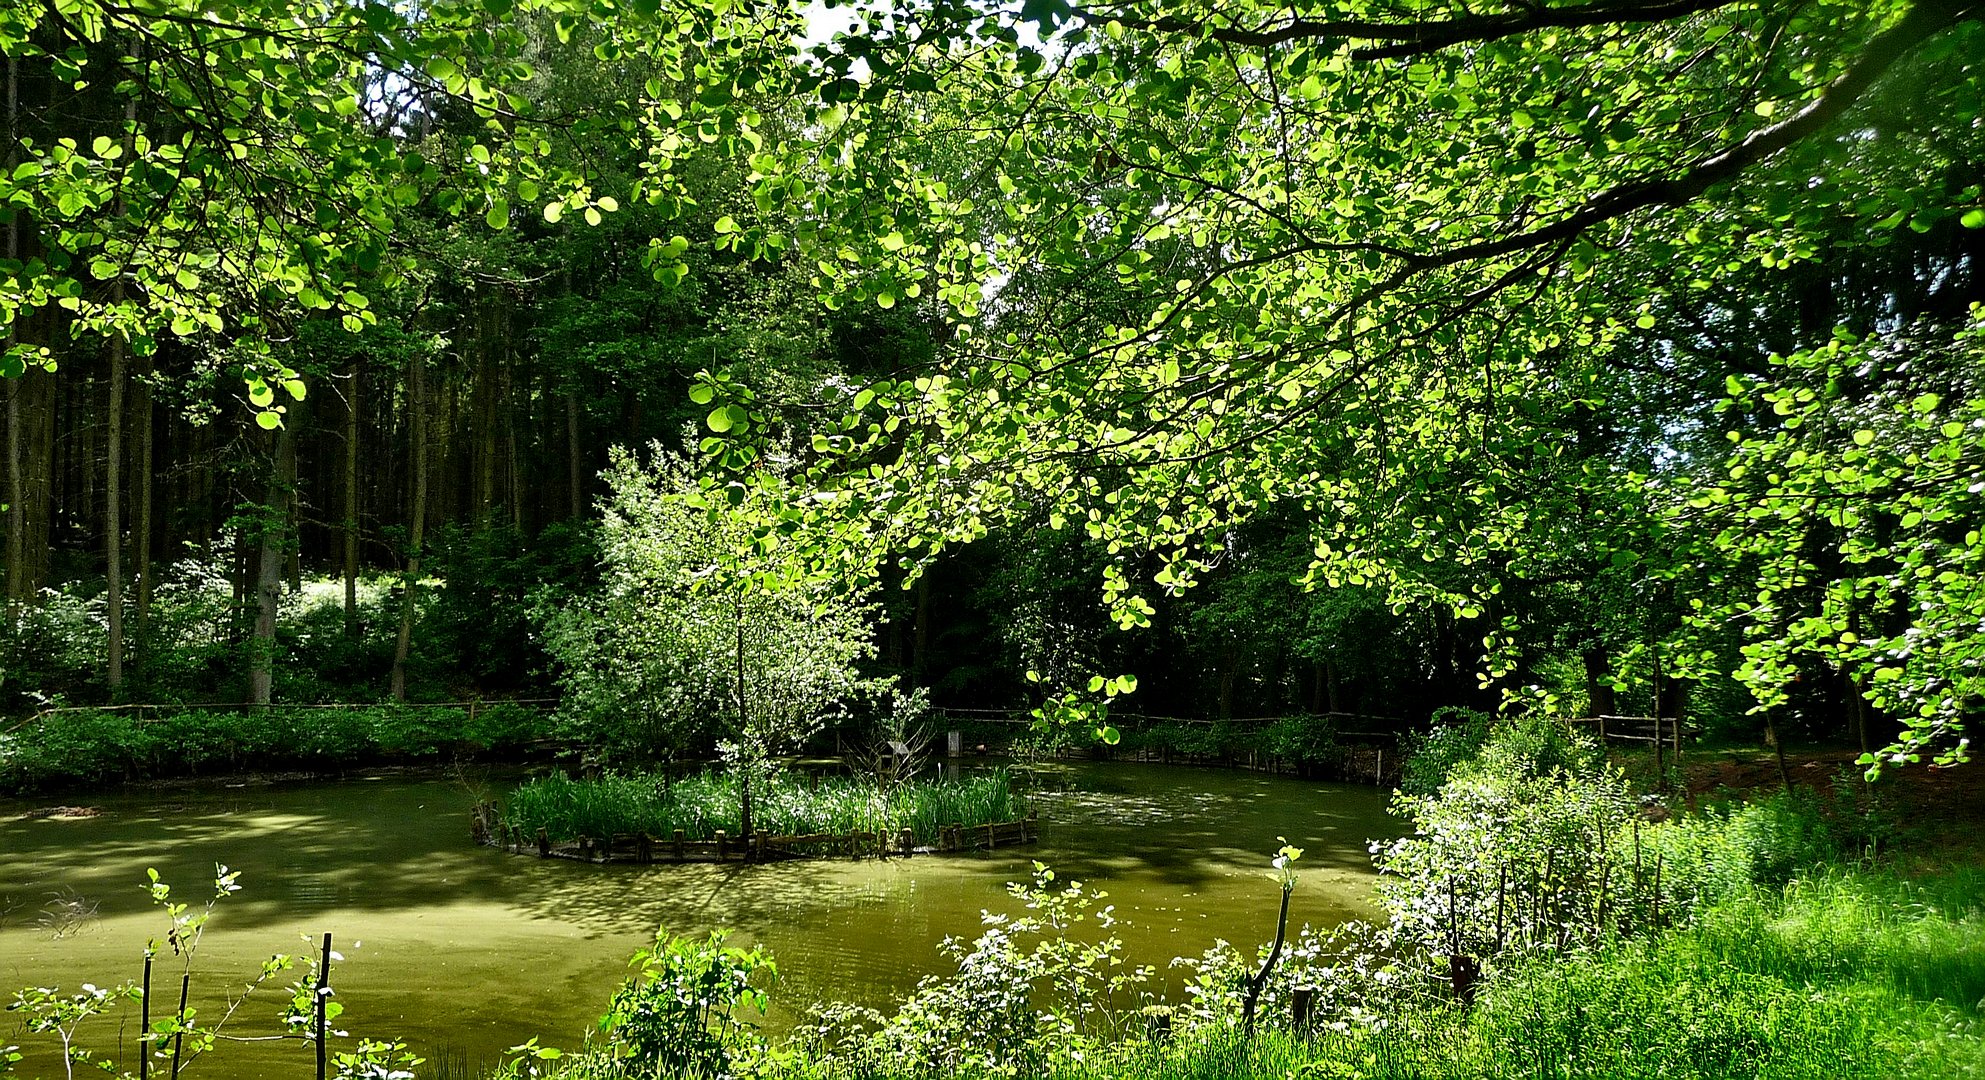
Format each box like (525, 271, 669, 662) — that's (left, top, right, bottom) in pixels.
(0, 702, 1397, 797)
(4, 720, 1983, 1079)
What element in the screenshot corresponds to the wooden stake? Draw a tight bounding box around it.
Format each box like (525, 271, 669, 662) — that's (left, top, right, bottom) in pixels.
(316, 933, 332, 1080)
(139, 955, 151, 1080)
(170, 974, 189, 1079)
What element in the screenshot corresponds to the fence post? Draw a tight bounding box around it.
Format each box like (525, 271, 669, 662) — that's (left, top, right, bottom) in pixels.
(637, 834, 653, 864)
(673, 829, 686, 859)
(536, 828, 549, 857)
(1291, 986, 1316, 1030)
(170, 973, 189, 1079)
(716, 830, 728, 859)
(898, 827, 913, 857)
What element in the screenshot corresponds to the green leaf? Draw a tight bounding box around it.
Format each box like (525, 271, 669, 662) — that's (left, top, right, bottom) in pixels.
(1963, 208, 1985, 229)
(543, 201, 563, 224)
(706, 406, 734, 433)
(255, 411, 282, 430)
(689, 383, 715, 405)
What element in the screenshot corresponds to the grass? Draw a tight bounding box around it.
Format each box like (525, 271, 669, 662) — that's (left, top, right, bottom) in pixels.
(499, 768, 1024, 843)
(1069, 866, 1985, 1080)
(506, 860, 1985, 1080)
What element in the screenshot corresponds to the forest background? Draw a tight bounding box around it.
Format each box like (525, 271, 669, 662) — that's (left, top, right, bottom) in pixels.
(0, 0, 1980, 775)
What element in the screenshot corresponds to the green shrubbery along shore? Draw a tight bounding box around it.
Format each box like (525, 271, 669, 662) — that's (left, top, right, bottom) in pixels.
(485, 716, 1981, 1080)
(0, 702, 551, 793)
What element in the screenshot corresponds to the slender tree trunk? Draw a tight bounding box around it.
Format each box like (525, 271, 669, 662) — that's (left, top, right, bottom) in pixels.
(248, 409, 298, 705)
(4, 377, 22, 614)
(105, 326, 126, 690)
(911, 575, 930, 686)
(3, 54, 21, 617)
(391, 353, 429, 701)
(476, 303, 497, 521)
(133, 362, 153, 655)
(566, 392, 583, 520)
(343, 359, 361, 636)
(101, 73, 140, 691)
(735, 593, 753, 844)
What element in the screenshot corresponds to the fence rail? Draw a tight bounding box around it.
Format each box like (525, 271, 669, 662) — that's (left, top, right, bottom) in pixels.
(2, 698, 559, 737)
(935, 707, 1404, 735)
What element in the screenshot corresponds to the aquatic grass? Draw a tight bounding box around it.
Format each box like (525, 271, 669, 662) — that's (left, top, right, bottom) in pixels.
(500, 769, 1023, 844)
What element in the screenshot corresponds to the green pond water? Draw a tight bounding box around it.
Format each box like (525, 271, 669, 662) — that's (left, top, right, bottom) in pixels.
(0, 762, 1397, 1076)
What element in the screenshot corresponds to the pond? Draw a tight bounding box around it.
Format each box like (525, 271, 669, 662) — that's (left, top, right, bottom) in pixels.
(0, 761, 1398, 1076)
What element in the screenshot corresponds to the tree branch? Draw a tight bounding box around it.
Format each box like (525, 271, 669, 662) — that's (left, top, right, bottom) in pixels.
(1082, 0, 1743, 56)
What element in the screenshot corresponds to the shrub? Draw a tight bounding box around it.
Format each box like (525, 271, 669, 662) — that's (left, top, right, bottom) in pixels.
(1396, 707, 1491, 796)
(1258, 714, 1338, 772)
(797, 864, 1152, 1077)
(598, 929, 774, 1079)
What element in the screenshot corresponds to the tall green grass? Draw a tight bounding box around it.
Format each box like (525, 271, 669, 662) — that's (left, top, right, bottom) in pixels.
(513, 862, 1985, 1080)
(500, 768, 1023, 843)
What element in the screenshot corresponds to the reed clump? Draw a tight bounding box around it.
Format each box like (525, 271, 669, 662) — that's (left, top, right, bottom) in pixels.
(500, 768, 1022, 843)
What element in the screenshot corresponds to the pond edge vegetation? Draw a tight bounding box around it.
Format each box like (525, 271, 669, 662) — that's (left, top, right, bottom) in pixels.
(480, 768, 1035, 863)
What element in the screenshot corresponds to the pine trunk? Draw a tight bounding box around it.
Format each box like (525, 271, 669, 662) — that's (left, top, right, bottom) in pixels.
(105, 328, 126, 690)
(343, 359, 361, 636)
(566, 392, 583, 520)
(391, 353, 429, 701)
(247, 409, 299, 705)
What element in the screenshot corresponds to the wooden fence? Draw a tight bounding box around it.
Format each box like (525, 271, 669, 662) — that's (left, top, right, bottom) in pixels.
(471, 802, 1038, 864)
(1, 697, 560, 737)
(1567, 714, 1694, 774)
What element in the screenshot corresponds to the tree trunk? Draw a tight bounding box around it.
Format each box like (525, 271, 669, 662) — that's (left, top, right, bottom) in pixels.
(133, 361, 154, 655)
(3, 377, 22, 614)
(911, 574, 930, 686)
(104, 326, 126, 691)
(735, 597, 753, 843)
(566, 392, 583, 520)
(1582, 648, 1616, 718)
(343, 358, 361, 636)
(3, 54, 20, 616)
(248, 412, 298, 706)
(391, 353, 429, 701)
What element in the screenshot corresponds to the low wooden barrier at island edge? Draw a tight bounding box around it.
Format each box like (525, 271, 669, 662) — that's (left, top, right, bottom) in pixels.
(470, 802, 1038, 864)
